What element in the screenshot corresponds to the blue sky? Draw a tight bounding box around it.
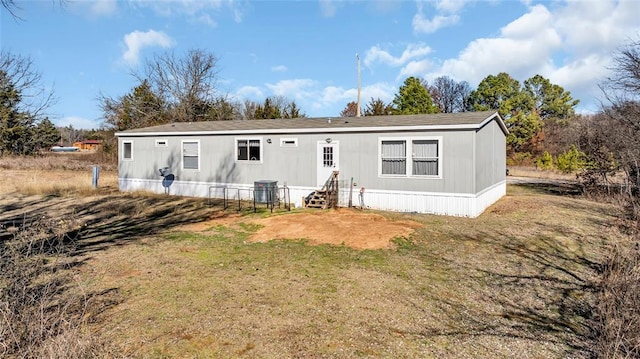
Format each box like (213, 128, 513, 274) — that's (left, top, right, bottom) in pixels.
(2, 0, 639, 129)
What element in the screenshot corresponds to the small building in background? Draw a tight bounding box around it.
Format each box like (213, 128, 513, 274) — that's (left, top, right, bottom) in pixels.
(72, 140, 102, 151)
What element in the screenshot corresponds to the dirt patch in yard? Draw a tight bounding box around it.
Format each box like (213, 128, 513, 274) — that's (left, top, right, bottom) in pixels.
(177, 208, 423, 250)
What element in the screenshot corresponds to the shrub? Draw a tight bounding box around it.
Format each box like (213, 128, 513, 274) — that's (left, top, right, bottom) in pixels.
(507, 151, 533, 166)
(556, 145, 587, 173)
(0, 215, 111, 358)
(536, 151, 554, 170)
(595, 231, 640, 358)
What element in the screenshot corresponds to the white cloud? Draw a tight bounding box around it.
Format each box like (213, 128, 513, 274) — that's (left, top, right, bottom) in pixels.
(232, 6, 245, 23)
(413, 13, 460, 34)
(320, 86, 352, 104)
(129, 0, 245, 25)
(423, 0, 639, 114)
(309, 83, 396, 116)
(56, 116, 101, 130)
(547, 54, 612, 111)
(235, 79, 395, 117)
(435, 4, 563, 85)
(435, 0, 466, 13)
(130, 0, 223, 16)
(412, 1, 463, 34)
(90, 0, 117, 16)
(364, 43, 432, 67)
(271, 65, 288, 73)
(319, 0, 337, 17)
(399, 59, 432, 78)
(235, 86, 264, 100)
(265, 79, 318, 99)
(69, 0, 117, 18)
(195, 14, 217, 27)
(554, 0, 638, 56)
(122, 30, 175, 66)
(501, 4, 552, 39)
(549, 54, 611, 91)
(360, 83, 396, 104)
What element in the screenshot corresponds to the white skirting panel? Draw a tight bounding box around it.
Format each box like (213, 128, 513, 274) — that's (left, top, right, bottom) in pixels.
(119, 178, 506, 217)
(473, 180, 507, 217)
(353, 180, 506, 217)
(119, 178, 315, 208)
(119, 178, 221, 197)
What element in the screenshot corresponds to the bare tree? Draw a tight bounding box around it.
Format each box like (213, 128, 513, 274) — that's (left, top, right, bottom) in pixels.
(364, 97, 394, 116)
(241, 100, 258, 120)
(340, 101, 358, 117)
(426, 76, 471, 113)
(1, 0, 21, 19)
(0, 50, 56, 119)
(607, 38, 640, 98)
(578, 38, 640, 194)
(2, 0, 67, 21)
(139, 49, 220, 122)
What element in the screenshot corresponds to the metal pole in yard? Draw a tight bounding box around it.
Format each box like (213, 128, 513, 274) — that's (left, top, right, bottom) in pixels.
(253, 188, 257, 213)
(348, 177, 353, 207)
(92, 165, 100, 188)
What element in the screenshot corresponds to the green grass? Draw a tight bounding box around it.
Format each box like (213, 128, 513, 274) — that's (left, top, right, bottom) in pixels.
(0, 182, 618, 358)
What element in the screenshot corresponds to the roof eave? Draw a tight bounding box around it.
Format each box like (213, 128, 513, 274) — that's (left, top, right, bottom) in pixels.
(115, 123, 496, 137)
(478, 111, 509, 135)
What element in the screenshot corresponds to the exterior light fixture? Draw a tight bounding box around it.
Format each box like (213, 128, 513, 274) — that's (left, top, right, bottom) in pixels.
(325, 138, 332, 143)
(266, 138, 272, 144)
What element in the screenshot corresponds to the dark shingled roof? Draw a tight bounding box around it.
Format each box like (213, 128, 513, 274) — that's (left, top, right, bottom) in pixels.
(115, 111, 506, 136)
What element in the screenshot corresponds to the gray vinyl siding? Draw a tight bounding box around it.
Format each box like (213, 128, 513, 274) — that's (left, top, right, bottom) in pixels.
(118, 128, 478, 195)
(474, 119, 506, 192)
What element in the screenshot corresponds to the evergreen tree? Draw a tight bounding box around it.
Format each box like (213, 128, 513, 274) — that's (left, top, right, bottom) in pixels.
(213, 97, 239, 120)
(468, 73, 538, 153)
(102, 80, 166, 131)
(0, 69, 33, 155)
(467, 72, 525, 116)
(34, 118, 61, 150)
(392, 77, 439, 115)
(254, 97, 282, 119)
(468, 72, 579, 155)
(364, 97, 394, 116)
(283, 101, 303, 118)
(523, 74, 579, 123)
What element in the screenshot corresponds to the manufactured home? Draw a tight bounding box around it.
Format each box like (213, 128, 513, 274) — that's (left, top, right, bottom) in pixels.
(115, 111, 507, 217)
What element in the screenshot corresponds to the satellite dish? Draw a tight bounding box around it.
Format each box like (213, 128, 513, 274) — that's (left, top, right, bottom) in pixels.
(159, 167, 172, 177)
(159, 167, 174, 194)
(162, 174, 175, 189)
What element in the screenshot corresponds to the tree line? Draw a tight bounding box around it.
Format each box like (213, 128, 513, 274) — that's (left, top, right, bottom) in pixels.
(99, 49, 306, 133)
(2, 39, 640, 195)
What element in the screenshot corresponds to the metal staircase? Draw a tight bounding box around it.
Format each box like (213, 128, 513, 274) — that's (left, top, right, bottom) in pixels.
(306, 171, 339, 209)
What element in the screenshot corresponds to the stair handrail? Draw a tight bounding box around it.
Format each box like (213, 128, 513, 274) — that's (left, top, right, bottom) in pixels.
(321, 171, 339, 208)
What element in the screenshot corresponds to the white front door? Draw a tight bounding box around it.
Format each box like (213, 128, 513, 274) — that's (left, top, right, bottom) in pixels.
(317, 141, 339, 187)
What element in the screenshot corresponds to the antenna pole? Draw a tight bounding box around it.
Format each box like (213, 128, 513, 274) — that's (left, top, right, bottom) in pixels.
(356, 53, 361, 117)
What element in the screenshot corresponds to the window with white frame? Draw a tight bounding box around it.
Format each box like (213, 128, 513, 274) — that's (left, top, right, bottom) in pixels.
(381, 140, 406, 175)
(380, 137, 441, 177)
(412, 140, 439, 176)
(122, 141, 133, 160)
(236, 138, 262, 161)
(182, 140, 199, 170)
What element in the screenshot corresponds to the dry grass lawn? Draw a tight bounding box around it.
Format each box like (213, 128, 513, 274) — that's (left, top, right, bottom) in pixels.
(0, 169, 619, 358)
